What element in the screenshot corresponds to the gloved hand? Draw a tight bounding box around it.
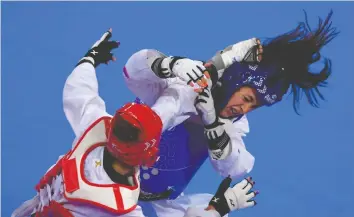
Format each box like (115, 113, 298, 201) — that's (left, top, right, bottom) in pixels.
(77, 28, 120, 68)
(195, 83, 233, 160)
(160, 57, 210, 90)
(195, 80, 216, 126)
(209, 176, 258, 217)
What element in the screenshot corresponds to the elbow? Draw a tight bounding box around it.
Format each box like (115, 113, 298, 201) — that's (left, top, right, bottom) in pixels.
(229, 155, 255, 179)
(124, 49, 150, 79)
(124, 49, 167, 81)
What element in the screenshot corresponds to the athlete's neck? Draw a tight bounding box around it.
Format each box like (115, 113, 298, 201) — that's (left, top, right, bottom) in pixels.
(103, 148, 135, 186)
(112, 160, 134, 176)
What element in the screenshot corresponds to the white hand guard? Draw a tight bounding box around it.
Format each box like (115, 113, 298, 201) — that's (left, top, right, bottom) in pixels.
(209, 176, 258, 217)
(195, 87, 231, 160)
(204, 122, 231, 160)
(161, 57, 207, 86)
(195, 85, 216, 126)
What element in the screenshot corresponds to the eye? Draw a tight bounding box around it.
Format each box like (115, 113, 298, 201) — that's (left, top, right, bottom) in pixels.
(243, 96, 252, 103)
(231, 108, 238, 115)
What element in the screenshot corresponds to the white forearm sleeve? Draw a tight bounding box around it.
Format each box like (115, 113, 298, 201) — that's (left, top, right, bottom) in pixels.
(210, 116, 255, 179)
(63, 63, 110, 138)
(124, 49, 198, 132)
(151, 83, 196, 132)
(210, 138, 255, 179)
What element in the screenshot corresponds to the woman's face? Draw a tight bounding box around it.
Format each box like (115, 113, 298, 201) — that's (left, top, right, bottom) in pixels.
(219, 86, 260, 118)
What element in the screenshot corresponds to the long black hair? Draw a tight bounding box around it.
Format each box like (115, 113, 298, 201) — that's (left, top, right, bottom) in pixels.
(262, 10, 339, 114)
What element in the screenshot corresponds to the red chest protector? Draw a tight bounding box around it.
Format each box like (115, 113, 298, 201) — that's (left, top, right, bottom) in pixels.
(35, 117, 140, 216)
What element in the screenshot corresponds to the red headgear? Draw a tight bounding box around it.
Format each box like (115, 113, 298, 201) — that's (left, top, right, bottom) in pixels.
(106, 102, 163, 167)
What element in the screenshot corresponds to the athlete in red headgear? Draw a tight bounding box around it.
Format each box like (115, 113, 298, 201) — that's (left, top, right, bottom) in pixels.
(12, 29, 163, 217)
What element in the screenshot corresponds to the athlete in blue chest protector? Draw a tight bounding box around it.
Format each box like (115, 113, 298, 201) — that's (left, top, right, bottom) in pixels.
(123, 10, 338, 217)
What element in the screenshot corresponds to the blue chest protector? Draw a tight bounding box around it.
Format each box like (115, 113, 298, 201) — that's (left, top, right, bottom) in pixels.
(139, 121, 209, 200)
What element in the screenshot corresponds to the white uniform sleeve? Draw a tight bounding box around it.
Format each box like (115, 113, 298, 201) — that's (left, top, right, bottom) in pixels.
(124, 49, 198, 131)
(210, 115, 255, 179)
(184, 207, 221, 217)
(123, 49, 168, 106)
(63, 62, 111, 138)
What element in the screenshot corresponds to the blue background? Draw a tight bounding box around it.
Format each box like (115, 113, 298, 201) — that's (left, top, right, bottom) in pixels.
(2, 2, 354, 217)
